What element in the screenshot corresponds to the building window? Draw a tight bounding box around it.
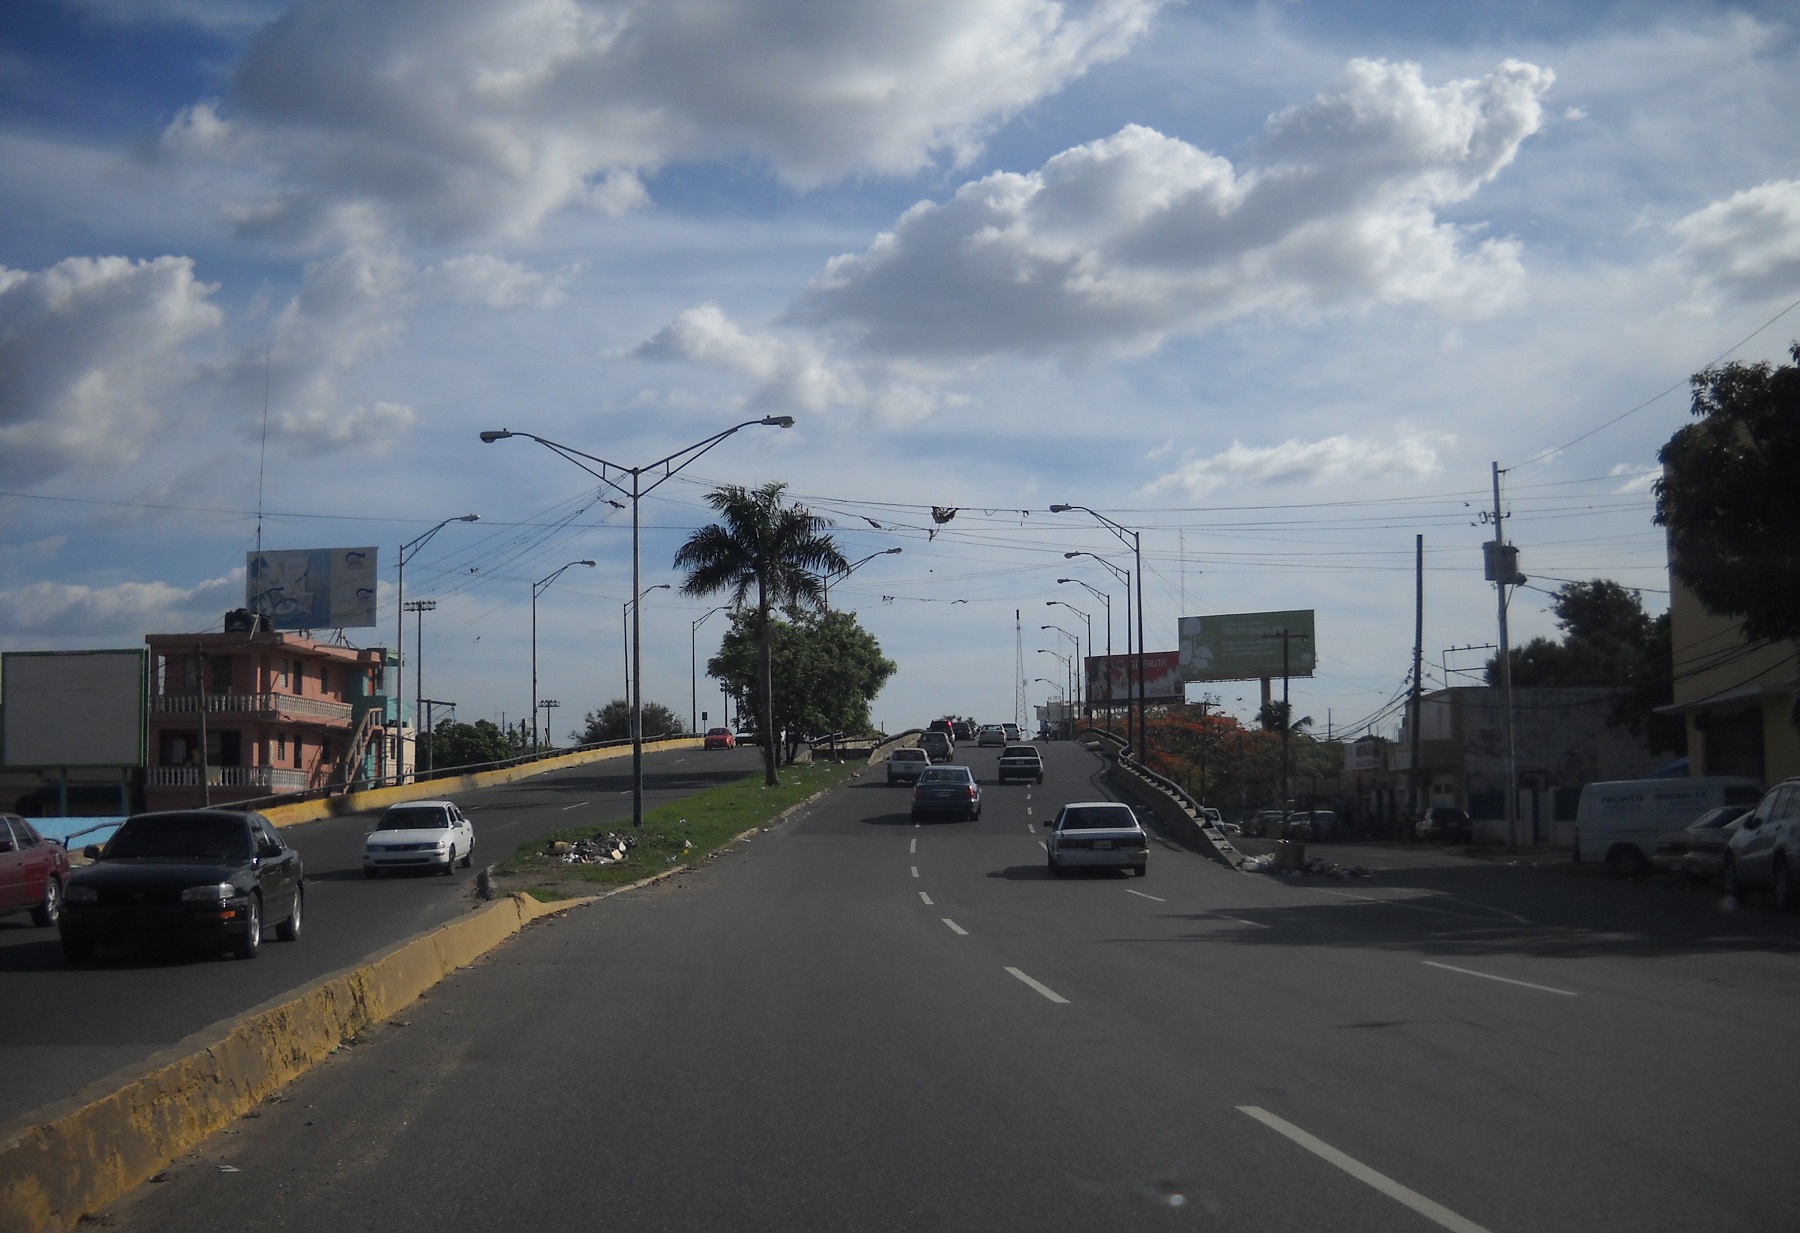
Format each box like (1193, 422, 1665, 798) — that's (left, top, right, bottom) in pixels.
(278, 659, 290, 689)
(320, 662, 330, 692)
(293, 736, 303, 768)
(277, 734, 287, 761)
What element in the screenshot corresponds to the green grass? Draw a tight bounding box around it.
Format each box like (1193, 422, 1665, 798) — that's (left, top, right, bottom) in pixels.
(495, 761, 857, 890)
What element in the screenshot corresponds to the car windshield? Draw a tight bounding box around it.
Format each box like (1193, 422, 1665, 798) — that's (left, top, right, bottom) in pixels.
(1059, 806, 1135, 830)
(894, 750, 926, 761)
(105, 815, 251, 861)
(1001, 747, 1038, 758)
(378, 808, 451, 830)
(919, 768, 972, 784)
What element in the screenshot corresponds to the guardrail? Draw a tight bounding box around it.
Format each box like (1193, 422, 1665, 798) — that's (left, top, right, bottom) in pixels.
(1102, 745, 1244, 869)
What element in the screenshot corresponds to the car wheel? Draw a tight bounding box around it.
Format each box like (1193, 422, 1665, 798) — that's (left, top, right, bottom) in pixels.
(1607, 846, 1647, 879)
(1775, 858, 1797, 913)
(1722, 855, 1744, 901)
(60, 932, 95, 964)
(276, 886, 303, 942)
(1046, 854, 1062, 877)
(461, 841, 474, 869)
(441, 850, 456, 875)
(233, 896, 262, 960)
(31, 875, 62, 927)
(1134, 864, 1147, 878)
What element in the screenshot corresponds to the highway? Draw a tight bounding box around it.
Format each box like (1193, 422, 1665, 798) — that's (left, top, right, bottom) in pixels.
(0, 745, 764, 1124)
(83, 740, 1800, 1231)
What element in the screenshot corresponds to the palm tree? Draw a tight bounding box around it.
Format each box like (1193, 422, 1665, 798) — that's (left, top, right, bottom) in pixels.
(674, 482, 847, 785)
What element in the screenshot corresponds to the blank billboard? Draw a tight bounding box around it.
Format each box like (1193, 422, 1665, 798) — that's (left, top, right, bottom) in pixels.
(1, 650, 147, 767)
(1178, 610, 1316, 682)
(247, 547, 379, 630)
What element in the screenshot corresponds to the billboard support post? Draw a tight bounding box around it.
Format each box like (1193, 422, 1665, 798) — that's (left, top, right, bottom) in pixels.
(1261, 627, 1312, 810)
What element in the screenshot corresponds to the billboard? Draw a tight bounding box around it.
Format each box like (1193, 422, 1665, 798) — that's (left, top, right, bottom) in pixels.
(1084, 650, 1183, 705)
(1178, 610, 1316, 682)
(2, 649, 147, 767)
(247, 547, 379, 630)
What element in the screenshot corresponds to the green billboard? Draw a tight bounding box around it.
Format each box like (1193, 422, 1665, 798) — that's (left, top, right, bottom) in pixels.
(1177, 610, 1316, 682)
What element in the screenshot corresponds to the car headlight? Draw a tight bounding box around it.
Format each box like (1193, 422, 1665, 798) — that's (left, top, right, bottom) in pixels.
(181, 882, 236, 902)
(65, 885, 98, 903)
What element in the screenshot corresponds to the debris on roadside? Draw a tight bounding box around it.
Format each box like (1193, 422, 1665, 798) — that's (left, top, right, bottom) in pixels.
(540, 832, 639, 865)
(1241, 852, 1373, 879)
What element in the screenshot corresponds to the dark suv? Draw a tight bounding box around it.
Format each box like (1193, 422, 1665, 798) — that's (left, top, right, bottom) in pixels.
(920, 731, 955, 762)
(1416, 806, 1472, 844)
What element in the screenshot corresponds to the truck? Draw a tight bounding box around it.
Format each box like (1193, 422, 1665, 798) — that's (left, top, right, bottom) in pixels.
(1574, 775, 1764, 877)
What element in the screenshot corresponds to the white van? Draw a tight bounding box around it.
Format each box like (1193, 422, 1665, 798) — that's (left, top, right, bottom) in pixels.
(1575, 776, 1764, 877)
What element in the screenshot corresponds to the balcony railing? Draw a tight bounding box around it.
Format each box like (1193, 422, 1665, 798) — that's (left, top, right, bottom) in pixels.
(151, 691, 354, 723)
(147, 766, 313, 791)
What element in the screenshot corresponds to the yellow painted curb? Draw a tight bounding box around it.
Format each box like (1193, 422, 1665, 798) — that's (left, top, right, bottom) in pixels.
(0, 892, 589, 1233)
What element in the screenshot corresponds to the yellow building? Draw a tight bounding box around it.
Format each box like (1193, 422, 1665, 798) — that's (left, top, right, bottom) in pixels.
(1662, 577, 1798, 785)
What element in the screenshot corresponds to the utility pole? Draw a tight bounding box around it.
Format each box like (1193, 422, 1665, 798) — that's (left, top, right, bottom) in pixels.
(405, 599, 436, 778)
(539, 699, 560, 745)
(194, 644, 210, 807)
(1409, 534, 1425, 825)
(1487, 462, 1524, 852)
(1262, 627, 1311, 812)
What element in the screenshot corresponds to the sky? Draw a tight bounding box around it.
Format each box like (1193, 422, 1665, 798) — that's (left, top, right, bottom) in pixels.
(2, 0, 1798, 744)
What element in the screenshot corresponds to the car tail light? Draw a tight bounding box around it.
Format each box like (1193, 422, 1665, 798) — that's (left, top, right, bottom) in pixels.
(966, 787, 977, 800)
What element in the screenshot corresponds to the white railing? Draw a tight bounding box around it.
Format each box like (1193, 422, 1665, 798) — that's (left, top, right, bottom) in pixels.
(147, 766, 313, 790)
(151, 692, 355, 722)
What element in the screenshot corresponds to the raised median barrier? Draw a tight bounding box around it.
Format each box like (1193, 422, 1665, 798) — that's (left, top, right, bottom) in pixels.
(1102, 748, 1245, 870)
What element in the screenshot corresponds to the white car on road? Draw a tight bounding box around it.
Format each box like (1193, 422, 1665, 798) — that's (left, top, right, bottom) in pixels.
(363, 800, 474, 877)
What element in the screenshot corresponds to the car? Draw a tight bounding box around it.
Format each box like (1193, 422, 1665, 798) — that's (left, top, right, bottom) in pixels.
(919, 730, 955, 763)
(1201, 807, 1224, 829)
(997, 744, 1044, 784)
(976, 724, 1007, 747)
(703, 726, 736, 750)
(1723, 778, 1800, 908)
(1303, 809, 1339, 841)
(952, 720, 977, 742)
(1415, 806, 1472, 844)
(1576, 776, 1761, 875)
(911, 765, 982, 822)
(1046, 801, 1148, 877)
(1247, 809, 1287, 838)
(58, 809, 303, 962)
(363, 800, 475, 877)
(0, 813, 70, 927)
(887, 748, 931, 785)
(1002, 723, 1023, 742)
(1653, 805, 1750, 877)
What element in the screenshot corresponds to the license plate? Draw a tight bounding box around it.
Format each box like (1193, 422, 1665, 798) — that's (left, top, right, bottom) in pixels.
(1095, 840, 1112, 851)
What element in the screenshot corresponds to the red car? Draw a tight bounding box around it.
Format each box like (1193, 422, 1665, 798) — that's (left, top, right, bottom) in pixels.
(704, 727, 736, 750)
(0, 813, 71, 927)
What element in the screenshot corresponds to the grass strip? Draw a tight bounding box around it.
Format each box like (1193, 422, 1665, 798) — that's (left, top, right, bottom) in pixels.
(496, 760, 857, 893)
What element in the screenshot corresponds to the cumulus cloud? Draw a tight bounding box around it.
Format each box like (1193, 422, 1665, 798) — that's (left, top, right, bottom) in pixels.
(0, 255, 223, 484)
(433, 253, 579, 308)
(0, 570, 241, 637)
(1671, 178, 1800, 302)
(1143, 432, 1448, 499)
(171, 0, 1161, 244)
(792, 58, 1551, 358)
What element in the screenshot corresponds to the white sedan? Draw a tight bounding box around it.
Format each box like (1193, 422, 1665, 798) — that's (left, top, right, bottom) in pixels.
(363, 800, 474, 877)
(1046, 801, 1149, 877)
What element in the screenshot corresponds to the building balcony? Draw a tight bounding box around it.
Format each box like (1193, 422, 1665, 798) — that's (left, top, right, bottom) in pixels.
(146, 765, 313, 791)
(150, 691, 354, 725)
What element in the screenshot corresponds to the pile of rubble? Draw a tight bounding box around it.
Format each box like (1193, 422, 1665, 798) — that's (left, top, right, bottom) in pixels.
(1242, 850, 1373, 879)
(543, 832, 638, 865)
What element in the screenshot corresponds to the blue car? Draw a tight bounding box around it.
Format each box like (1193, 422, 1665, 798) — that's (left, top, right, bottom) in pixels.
(911, 765, 982, 822)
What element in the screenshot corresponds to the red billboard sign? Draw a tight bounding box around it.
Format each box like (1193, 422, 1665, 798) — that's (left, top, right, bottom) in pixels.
(1084, 651, 1182, 706)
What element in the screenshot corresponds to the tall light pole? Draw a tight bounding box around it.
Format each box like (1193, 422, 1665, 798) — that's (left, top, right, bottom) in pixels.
(1032, 677, 1063, 738)
(1063, 552, 1131, 743)
(1037, 648, 1071, 739)
(405, 599, 437, 777)
(480, 416, 794, 826)
(395, 514, 478, 782)
(692, 605, 730, 733)
(824, 547, 902, 610)
(1053, 506, 1145, 760)
(624, 585, 672, 703)
(532, 559, 595, 752)
(1041, 625, 1081, 719)
(1045, 603, 1091, 720)
(1058, 579, 1111, 732)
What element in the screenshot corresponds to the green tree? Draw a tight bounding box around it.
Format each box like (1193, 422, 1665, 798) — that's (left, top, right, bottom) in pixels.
(708, 608, 896, 763)
(1655, 343, 1800, 645)
(422, 718, 523, 771)
(576, 699, 686, 743)
(674, 482, 848, 785)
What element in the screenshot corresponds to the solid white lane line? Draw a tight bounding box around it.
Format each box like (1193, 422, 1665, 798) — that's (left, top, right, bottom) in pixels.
(1005, 967, 1069, 1004)
(1237, 1107, 1495, 1233)
(561, 802, 589, 811)
(919, 892, 933, 905)
(1124, 888, 1166, 903)
(910, 838, 917, 853)
(1213, 914, 1271, 929)
(1422, 960, 1578, 997)
(942, 919, 968, 935)
(911, 866, 919, 878)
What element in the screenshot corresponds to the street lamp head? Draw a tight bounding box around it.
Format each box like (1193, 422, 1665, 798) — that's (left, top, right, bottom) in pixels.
(760, 416, 797, 428)
(1063, 551, 1080, 559)
(457, 514, 480, 522)
(478, 430, 513, 443)
(884, 547, 903, 555)
(578, 559, 596, 567)
(1049, 504, 1072, 513)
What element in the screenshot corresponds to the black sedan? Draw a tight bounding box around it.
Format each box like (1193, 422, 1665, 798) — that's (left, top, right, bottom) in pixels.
(59, 810, 304, 963)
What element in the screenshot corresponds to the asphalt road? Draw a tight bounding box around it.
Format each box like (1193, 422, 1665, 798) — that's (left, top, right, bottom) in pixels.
(95, 741, 1800, 1231)
(0, 744, 765, 1124)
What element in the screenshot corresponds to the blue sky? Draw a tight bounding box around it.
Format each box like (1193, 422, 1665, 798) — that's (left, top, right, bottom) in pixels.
(3, 0, 1798, 741)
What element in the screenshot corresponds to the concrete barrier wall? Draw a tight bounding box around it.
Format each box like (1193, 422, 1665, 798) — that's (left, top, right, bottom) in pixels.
(1106, 759, 1244, 870)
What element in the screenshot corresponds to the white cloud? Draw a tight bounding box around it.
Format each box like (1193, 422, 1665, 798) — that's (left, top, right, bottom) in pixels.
(0, 570, 241, 638)
(1142, 432, 1448, 498)
(1671, 178, 1800, 302)
(792, 58, 1551, 358)
(0, 255, 223, 484)
(172, 0, 1163, 244)
(61, 0, 282, 33)
(434, 253, 578, 307)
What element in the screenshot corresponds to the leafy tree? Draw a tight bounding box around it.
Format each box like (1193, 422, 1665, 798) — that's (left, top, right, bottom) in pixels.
(708, 609, 896, 764)
(1655, 343, 1800, 644)
(575, 699, 686, 744)
(675, 482, 847, 785)
(422, 718, 523, 771)
(1256, 699, 1313, 734)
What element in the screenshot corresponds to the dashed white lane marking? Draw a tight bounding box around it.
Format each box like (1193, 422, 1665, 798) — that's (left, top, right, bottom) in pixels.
(1213, 914, 1270, 929)
(1026, 823, 1035, 834)
(1124, 888, 1165, 903)
(1026, 806, 1033, 816)
(1237, 1107, 1494, 1233)
(919, 892, 933, 905)
(910, 838, 917, 853)
(561, 801, 589, 811)
(1422, 960, 1578, 997)
(942, 919, 968, 936)
(911, 866, 919, 878)
(1005, 967, 1069, 1004)
(1038, 840, 1047, 852)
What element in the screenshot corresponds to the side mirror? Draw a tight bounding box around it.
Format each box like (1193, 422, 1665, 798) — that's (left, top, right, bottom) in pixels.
(0, 839, 13, 854)
(83, 844, 101, 859)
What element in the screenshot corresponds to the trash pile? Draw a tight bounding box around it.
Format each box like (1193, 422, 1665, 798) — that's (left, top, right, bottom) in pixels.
(1242, 852, 1373, 879)
(542, 832, 639, 865)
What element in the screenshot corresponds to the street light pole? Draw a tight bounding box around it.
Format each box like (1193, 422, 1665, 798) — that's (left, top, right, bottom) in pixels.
(693, 605, 730, 733)
(480, 417, 794, 825)
(1041, 625, 1081, 721)
(1046, 602, 1091, 721)
(1063, 552, 1131, 743)
(395, 514, 478, 783)
(624, 585, 672, 710)
(532, 559, 595, 752)
(405, 599, 437, 776)
(1058, 579, 1110, 732)
(823, 547, 903, 610)
(1053, 507, 1144, 759)
(1037, 648, 1071, 739)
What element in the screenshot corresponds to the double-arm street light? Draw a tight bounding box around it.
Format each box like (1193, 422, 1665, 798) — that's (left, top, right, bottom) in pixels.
(1058, 578, 1112, 732)
(1041, 625, 1081, 718)
(481, 417, 793, 825)
(823, 547, 902, 610)
(623, 585, 672, 699)
(395, 514, 478, 782)
(692, 605, 731, 733)
(532, 559, 595, 752)
(1062, 552, 1132, 743)
(1053, 505, 1145, 758)
(1045, 602, 1091, 719)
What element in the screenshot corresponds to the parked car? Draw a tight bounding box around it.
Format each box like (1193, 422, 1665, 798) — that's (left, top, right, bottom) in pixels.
(0, 813, 70, 927)
(1652, 805, 1750, 877)
(1723, 777, 1800, 908)
(977, 724, 1007, 747)
(1577, 776, 1762, 877)
(59, 809, 303, 962)
(1247, 809, 1287, 838)
(912, 766, 982, 822)
(1201, 807, 1226, 833)
(1047, 801, 1148, 877)
(919, 730, 955, 762)
(363, 800, 474, 877)
(1415, 806, 1472, 844)
(887, 748, 931, 785)
(703, 727, 736, 750)
(997, 744, 1044, 784)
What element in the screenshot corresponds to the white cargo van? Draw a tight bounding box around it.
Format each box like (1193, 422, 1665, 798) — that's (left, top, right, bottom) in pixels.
(1575, 776, 1764, 877)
